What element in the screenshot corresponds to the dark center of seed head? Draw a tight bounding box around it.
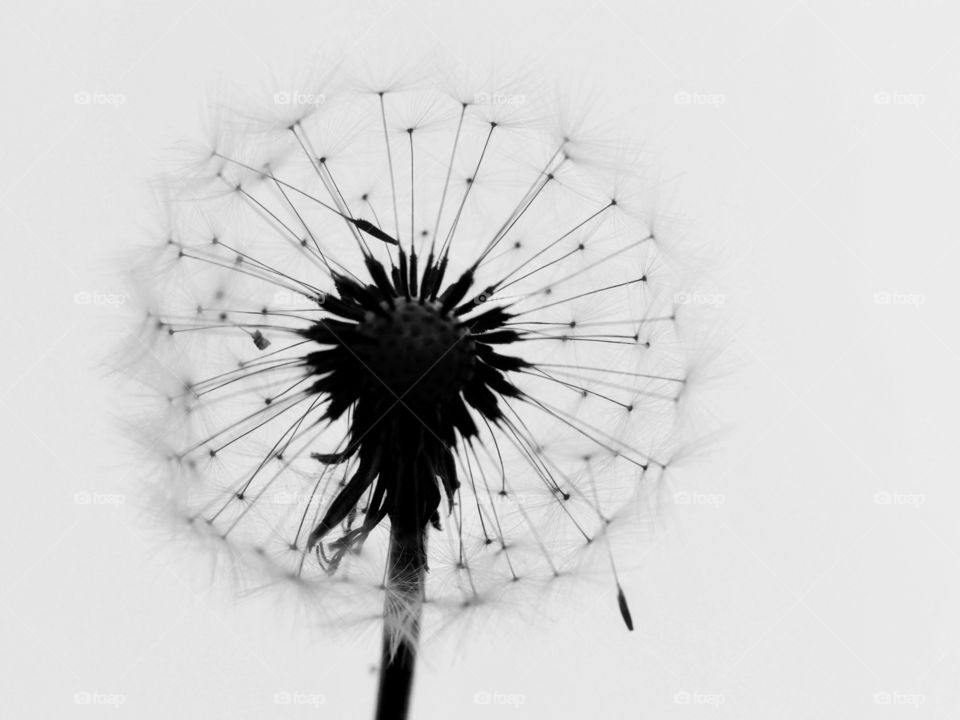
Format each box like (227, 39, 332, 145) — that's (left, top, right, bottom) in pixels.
(357, 298, 474, 406)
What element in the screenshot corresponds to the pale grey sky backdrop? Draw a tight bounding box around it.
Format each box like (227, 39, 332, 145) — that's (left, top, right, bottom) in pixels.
(1, 0, 958, 718)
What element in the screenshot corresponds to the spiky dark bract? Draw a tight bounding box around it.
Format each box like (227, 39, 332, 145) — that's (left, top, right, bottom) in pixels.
(301, 253, 526, 571)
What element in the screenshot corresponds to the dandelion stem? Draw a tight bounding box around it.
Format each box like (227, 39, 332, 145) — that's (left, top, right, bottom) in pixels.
(375, 524, 426, 720)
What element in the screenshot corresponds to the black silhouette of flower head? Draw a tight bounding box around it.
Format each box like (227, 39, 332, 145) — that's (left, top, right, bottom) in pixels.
(131, 65, 697, 719)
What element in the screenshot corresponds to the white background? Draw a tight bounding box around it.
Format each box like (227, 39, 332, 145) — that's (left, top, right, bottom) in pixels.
(1, 0, 958, 717)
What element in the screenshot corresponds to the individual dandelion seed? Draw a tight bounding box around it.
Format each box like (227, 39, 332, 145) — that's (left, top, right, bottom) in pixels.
(128, 65, 698, 720)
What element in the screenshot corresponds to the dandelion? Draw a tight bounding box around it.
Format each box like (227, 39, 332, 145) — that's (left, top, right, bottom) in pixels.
(128, 64, 699, 719)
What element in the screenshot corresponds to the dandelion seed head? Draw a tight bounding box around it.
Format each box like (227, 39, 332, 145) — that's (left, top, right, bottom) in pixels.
(124, 61, 710, 644)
